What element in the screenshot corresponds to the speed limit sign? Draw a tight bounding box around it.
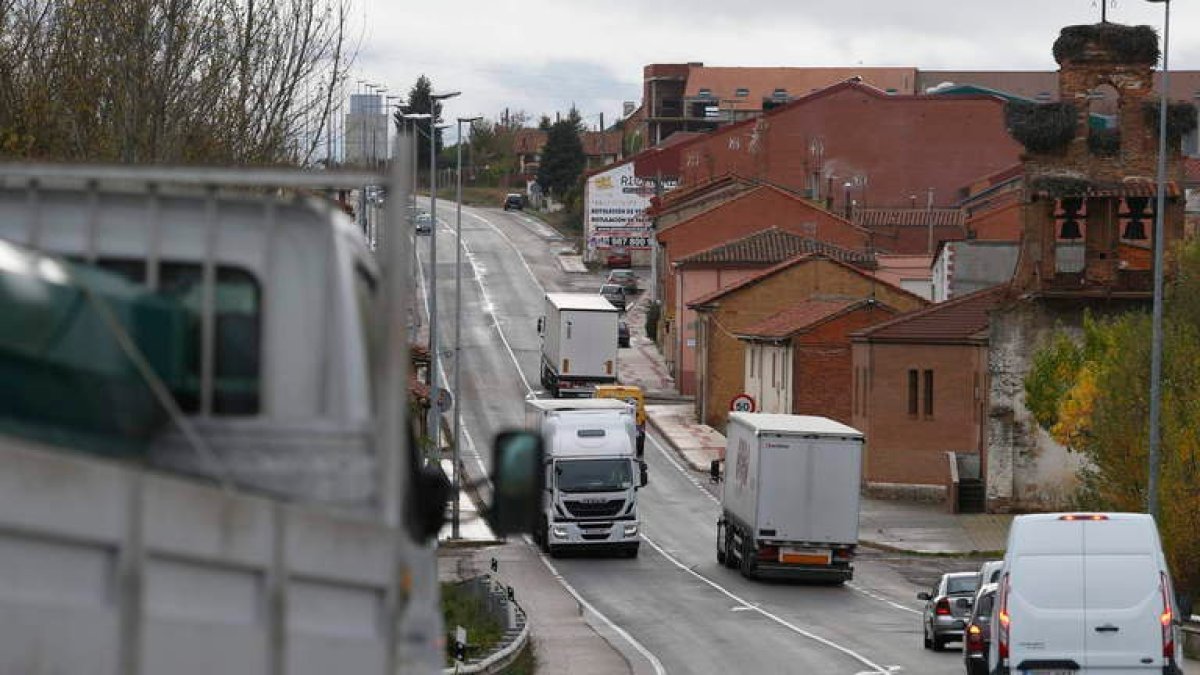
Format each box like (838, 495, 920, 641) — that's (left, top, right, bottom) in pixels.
(729, 393, 756, 413)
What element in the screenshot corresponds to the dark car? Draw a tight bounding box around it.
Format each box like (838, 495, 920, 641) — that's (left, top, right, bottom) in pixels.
(962, 583, 997, 675)
(919, 571, 979, 651)
(503, 193, 524, 211)
(618, 321, 630, 348)
(600, 283, 626, 312)
(605, 246, 631, 268)
(414, 212, 433, 234)
(606, 269, 639, 293)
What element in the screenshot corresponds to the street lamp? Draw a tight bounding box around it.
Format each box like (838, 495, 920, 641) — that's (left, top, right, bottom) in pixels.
(451, 115, 482, 539)
(425, 89, 459, 461)
(399, 112, 432, 209)
(1146, 0, 1170, 519)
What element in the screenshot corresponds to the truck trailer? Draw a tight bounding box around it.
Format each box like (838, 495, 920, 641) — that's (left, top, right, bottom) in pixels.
(527, 398, 645, 557)
(716, 413, 863, 582)
(537, 292, 619, 397)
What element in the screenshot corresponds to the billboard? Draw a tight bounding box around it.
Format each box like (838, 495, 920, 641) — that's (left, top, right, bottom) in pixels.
(584, 162, 674, 252)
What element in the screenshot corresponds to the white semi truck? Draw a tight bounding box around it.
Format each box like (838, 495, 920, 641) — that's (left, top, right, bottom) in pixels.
(526, 398, 646, 557)
(716, 413, 863, 582)
(537, 292, 619, 397)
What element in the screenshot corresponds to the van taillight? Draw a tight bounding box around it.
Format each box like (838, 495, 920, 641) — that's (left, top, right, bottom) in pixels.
(935, 599, 952, 616)
(998, 573, 1011, 661)
(1160, 572, 1175, 660)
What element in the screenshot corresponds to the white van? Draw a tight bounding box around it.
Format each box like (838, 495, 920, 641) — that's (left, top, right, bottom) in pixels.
(991, 513, 1185, 675)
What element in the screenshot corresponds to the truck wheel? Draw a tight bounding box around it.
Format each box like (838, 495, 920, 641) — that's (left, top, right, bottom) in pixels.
(739, 537, 756, 579)
(723, 531, 738, 569)
(625, 544, 639, 559)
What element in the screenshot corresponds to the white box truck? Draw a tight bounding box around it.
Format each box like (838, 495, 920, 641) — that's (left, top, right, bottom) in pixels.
(538, 292, 619, 397)
(716, 413, 863, 582)
(527, 399, 645, 557)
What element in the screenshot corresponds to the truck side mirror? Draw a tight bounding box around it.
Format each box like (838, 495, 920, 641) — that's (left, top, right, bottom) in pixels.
(639, 461, 648, 488)
(709, 459, 722, 483)
(485, 431, 545, 535)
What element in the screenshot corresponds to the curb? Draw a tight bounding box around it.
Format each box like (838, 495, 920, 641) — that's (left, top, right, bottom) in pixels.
(858, 539, 1005, 558)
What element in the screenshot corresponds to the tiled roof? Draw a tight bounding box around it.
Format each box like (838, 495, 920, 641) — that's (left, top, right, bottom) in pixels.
(684, 66, 919, 105)
(735, 298, 861, 340)
(512, 129, 622, 158)
(676, 227, 873, 266)
(854, 208, 966, 228)
(688, 252, 926, 309)
(582, 130, 623, 156)
(853, 284, 1006, 344)
(1185, 158, 1199, 186)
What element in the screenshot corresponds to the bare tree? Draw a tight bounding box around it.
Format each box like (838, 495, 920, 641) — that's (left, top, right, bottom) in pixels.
(0, 0, 355, 165)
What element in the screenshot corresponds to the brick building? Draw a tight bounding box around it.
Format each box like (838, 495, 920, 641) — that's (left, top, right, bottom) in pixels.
(736, 298, 899, 423)
(668, 228, 874, 395)
(987, 22, 1191, 512)
(688, 254, 925, 428)
(851, 285, 1004, 498)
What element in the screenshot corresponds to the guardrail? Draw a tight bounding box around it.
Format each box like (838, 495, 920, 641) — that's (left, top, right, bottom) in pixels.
(443, 575, 530, 674)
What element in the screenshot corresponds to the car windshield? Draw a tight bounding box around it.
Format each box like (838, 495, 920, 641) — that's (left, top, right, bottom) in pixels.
(947, 576, 979, 595)
(556, 459, 633, 493)
(602, 285, 622, 294)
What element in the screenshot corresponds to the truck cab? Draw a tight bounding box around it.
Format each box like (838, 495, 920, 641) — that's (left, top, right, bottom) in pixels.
(527, 399, 645, 557)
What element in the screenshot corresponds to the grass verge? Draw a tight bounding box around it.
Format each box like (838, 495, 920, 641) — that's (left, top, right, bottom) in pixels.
(442, 580, 504, 667)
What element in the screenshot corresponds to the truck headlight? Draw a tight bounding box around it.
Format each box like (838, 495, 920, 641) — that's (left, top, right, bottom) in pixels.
(623, 524, 638, 536)
(552, 526, 568, 538)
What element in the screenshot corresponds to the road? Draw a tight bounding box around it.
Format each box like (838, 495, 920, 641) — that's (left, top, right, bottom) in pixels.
(414, 199, 973, 674)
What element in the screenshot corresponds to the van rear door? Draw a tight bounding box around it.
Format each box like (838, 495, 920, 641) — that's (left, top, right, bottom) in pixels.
(1009, 518, 1087, 670)
(1082, 517, 1162, 671)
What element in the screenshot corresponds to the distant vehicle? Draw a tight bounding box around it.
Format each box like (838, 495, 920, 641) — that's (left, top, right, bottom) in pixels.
(503, 193, 524, 211)
(991, 513, 1185, 675)
(977, 559, 1003, 586)
(716, 413, 863, 582)
(600, 283, 627, 311)
(920, 571, 979, 651)
(593, 384, 644, 456)
(617, 320, 631, 348)
(963, 582, 998, 675)
(605, 246, 631, 268)
(526, 399, 646, 558)
(414, 212, 433, 234)
(538, 293, 619, 397)
(606, 269, 639, 293)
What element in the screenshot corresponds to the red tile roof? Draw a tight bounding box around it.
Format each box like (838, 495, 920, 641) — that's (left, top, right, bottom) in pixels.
(852, 284, 1006, 344)
(676, 227, 873, 266)
(687, 252, 927, 309)
(735, 298, 861, 340)
(684, 66, 919, 105)
(854, 208, 966, 228)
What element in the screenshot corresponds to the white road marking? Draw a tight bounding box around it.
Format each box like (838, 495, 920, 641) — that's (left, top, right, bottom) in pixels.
(640, 534, 894, 674)
(524, 536, 667, 675)
(846, 583, 922, 615)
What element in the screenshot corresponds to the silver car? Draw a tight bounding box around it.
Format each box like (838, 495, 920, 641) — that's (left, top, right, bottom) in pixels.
(919, 571, 979, 651)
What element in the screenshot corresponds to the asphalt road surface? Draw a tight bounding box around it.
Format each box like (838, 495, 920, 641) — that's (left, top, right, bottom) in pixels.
(414, 199, 972, 674)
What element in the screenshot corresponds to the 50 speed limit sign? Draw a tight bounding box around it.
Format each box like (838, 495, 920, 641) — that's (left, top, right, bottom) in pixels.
(729, 393, 756, 413)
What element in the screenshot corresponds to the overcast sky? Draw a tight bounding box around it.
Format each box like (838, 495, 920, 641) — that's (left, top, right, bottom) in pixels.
(352, 0, 1200, 140)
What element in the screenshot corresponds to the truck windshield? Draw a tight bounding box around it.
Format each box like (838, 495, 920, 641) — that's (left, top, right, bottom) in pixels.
(556, 459, 632, 493)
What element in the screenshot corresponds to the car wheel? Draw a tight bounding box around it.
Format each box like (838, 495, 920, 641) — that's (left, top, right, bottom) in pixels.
(931, 634, 946, 652)
(923, 625, 932, 650)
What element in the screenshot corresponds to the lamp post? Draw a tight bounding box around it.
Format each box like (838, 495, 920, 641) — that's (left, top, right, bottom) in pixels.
(451, 115, 482, 539)
(1146, 0, 1170, 519)
(425, 90, 460, 461)
(399, 112, 432, 210)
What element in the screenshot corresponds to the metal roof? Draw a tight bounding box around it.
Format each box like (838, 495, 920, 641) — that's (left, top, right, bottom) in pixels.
(729, 412, 863, 438)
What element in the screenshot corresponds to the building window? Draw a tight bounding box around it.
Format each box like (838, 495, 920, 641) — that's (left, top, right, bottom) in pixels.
(771, 352, 777, 388)
(907, 369, 919, 416)
(750, 348, 756, 380)
(923, 369, 934, 418)
(698, 87, 712, 98)
(735, 87, 749, 98)
(772, 88, 788, 98)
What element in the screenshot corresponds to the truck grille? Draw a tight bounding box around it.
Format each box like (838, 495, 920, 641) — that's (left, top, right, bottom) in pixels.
(564, 499, 625, 518)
